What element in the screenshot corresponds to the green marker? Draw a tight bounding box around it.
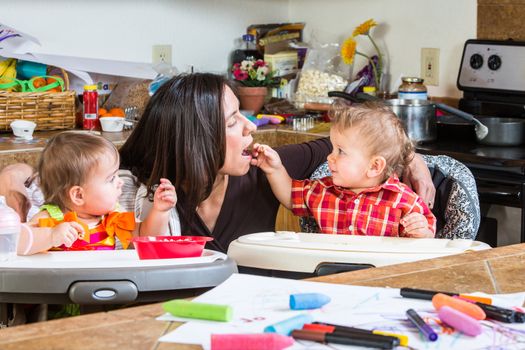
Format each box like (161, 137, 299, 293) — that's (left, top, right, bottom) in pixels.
(163, 299, 233, 322)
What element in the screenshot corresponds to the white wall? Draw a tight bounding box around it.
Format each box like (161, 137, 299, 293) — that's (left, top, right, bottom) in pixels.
(289, 0, 477, 97)
(2, 0, 289, 75)
(3, 0, 476, 97)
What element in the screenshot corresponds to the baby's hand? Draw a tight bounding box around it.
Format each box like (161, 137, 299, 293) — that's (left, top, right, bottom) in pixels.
(153, 178, 177, 212)
(51, 222, 84, 247)
(400, 212, 435, 238)
(250, 143, 283, 174)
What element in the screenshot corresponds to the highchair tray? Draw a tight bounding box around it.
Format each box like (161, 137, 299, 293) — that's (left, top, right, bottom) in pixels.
(227, 232, 491, 273)
(0, 250, 237, 304)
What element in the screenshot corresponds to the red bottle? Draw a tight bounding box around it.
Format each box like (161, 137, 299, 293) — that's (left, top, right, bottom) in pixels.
(83, 84, 99, 130)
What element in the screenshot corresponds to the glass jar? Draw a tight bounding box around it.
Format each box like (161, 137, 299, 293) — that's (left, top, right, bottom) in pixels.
(398, 77, 427, 100)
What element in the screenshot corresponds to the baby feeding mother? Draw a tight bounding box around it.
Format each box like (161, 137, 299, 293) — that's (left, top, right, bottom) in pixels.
(118, 73, 435, 253)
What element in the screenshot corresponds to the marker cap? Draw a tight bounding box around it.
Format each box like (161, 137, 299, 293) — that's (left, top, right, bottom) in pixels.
(438, 306, 482, 337)
(211, 333, 294, 350)
(290, 293, 331, 310)
(264, 314, 314, 335)
(162, 299, 232, 322)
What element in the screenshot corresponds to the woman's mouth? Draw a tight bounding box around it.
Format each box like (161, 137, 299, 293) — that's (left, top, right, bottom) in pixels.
(242, 146, 252, 158)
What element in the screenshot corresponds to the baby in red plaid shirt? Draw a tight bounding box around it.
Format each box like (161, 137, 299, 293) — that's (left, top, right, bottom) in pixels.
(251, 101, 436, 237)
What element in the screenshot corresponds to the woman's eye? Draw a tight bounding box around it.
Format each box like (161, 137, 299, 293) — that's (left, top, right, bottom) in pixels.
(227, 117, 237, 127)
(338, 148, 345, 155)
(109, 175, 116, 183)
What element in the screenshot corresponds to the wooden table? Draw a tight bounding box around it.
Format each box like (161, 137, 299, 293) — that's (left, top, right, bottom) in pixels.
(2, 243, 525, 350)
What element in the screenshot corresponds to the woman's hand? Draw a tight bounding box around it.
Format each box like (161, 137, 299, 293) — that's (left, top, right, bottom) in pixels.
(51, 222, 84, 247)
(153, 178, 177, 212)
(403, 154, 436, 209)
(400, 212, 435, 238)
(250, 143, 283, 175)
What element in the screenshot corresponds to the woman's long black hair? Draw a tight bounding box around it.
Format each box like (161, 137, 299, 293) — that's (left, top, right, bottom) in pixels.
(119, 73, 230, 228)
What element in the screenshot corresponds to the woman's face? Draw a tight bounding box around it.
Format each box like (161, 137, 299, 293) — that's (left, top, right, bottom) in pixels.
(220, 86, 256, 176)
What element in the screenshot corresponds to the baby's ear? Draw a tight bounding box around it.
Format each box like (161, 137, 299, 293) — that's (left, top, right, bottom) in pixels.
(367, 156, 386, 178)
(69, 186, 85, 206)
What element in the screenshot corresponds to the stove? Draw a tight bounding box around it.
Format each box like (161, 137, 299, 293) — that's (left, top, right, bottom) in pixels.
(419, 39, 525, 244)
(457, 39, 525, 119)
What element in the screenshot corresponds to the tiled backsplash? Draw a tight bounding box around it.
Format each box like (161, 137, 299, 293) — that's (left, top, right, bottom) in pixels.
(478, 0, 525, 40)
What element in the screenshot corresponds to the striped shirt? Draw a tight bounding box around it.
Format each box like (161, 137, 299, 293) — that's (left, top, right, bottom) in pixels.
(118, 169, 181, 236)
(291, 176, 436, 237)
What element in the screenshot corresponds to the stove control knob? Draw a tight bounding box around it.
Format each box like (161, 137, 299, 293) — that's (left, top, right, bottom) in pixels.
(469, 53, 483, 69)
(488, 54, 502, 71)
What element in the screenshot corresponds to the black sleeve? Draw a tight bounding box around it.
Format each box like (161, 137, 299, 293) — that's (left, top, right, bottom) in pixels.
(276, 137, 332, 180)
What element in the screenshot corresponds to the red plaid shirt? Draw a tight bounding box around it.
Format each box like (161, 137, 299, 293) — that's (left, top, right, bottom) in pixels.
(291, 176, 436, 237)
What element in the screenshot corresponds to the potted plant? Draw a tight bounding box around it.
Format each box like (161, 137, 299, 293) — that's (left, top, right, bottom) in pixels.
(231, 58, 273, 114)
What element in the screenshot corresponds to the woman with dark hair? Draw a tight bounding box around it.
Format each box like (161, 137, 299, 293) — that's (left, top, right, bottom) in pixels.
(117, 72, 435, 253)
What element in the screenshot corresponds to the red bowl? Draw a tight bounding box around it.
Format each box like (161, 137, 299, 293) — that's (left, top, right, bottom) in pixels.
(132, 236, 213, 260)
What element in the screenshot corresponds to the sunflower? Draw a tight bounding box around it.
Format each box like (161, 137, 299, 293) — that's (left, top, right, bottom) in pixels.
(341, 37, 357, 65)
(352, 19, 377, 37)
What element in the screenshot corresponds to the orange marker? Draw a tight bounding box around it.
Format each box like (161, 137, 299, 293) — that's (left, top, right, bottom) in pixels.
(458, 294, 492, 305)
(432, 293, 486, 320)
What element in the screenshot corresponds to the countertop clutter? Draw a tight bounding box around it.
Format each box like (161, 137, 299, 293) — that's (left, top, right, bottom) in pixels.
(1, 243, 524, 349)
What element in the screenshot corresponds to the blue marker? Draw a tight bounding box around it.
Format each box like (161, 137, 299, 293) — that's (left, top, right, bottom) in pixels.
(406, 309, 438, 341)
(264, 314, 314, 335)
(290, 293, 331, 310)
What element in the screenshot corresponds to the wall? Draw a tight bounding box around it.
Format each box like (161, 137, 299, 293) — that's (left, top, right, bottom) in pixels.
(3, 0, 476, 95)
(478, 0, 525, 40)
(289, 0, 477, 98)
(2, 0, 288, 75)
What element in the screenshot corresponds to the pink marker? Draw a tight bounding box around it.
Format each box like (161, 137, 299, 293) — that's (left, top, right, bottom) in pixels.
(438, 306, 482, 337)
(211, 333, 294, 350)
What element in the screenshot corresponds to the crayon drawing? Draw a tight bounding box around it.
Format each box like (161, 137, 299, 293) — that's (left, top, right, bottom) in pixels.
(158, 274, 525, 350)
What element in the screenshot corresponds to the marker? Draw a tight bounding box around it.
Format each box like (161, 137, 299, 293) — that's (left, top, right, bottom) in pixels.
(211, 333, 294, 350)
(291, 329, 397, 349)
(289, 293, 331, 310)
(400, 287, 492, 304)
(306, 323, 408, 347)
(406, 308, 438, 341)
(162, 300, 232, 322)
(438, 306, 482, 337)
(402, 287, 524, 323)
(432, 293, 486, 320)
(475, 302, 524, 323)
(264, 314, 313, 335)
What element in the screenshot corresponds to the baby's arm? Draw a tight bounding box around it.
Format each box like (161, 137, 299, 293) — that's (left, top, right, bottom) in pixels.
(139, 178, 176, 236)
(251, 143, 293, 209)
(17, 212, 83, 255)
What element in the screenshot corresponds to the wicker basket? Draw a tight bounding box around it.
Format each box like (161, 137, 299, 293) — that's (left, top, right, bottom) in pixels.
(0, 90, 76, 131)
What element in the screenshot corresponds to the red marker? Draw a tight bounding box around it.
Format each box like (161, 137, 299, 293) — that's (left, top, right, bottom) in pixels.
(211, 333, 294, 350)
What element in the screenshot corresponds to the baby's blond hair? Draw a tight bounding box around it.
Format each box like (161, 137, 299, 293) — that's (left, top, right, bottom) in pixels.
(37, 131, 119, 210)
(329, 100, 414, 181)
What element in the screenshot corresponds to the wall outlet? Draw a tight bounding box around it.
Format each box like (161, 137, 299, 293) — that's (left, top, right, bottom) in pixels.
(152, 44, 172, 65)
(420, 48, 440, 86)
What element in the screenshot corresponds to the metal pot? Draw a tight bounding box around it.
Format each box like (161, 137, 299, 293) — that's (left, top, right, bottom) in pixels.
(384, 99, 436, 143)
(327, 91, 517, 144)
(473, 116, 525, 146)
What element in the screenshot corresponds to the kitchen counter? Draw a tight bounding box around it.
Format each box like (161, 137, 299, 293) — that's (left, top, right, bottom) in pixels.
(0, 124, 329, 169)
(1, 243, 525, 349)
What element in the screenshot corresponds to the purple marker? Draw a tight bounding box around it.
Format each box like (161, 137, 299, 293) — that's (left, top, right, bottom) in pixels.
(289, 293, 331, 310)
(406, 308, 438, 341)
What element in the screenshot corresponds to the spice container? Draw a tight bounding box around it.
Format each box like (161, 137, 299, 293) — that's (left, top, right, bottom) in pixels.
(398, 77, 427, 100)
(83, 84, 99, 130)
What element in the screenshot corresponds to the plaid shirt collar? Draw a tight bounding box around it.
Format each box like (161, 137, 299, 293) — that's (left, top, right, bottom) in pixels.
(317, 175, 403, 196)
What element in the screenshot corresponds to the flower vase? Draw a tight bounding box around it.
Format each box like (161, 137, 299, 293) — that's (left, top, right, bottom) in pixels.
(237, 86, 268, 114)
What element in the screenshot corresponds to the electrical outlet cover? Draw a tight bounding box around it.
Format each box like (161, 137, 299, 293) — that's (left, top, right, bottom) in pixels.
(421, 48, 440, 86)
(152, 45, 172, 65)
